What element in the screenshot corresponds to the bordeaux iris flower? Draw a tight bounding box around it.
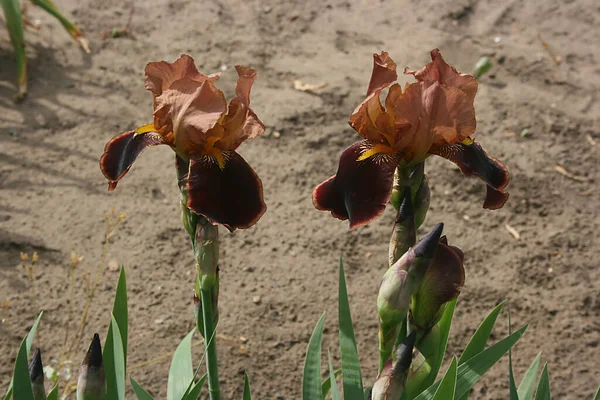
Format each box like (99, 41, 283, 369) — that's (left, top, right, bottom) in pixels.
(100, 55, 266, 231)
(313, 49, 509, 229)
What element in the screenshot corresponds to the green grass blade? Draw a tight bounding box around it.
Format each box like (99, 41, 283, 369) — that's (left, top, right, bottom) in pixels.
(181, 375, 207, 400)
(46, 384, 59, 400)
(426, 297, 457, 390)
(167, 329, 195, 400)
(321, 369, 342, 399)
(327, 350, 341, 400)
(338, 258, 364, 398)
(13, 338, 35, 400)
(593, 385, 599, 400)
(517, 353, 541, 400)
(414, 325, 528, 400)
(0, 0, 27, 99)
(302, 312, 326, 400)
(432, 357, 458, 400)
(508, 308, 519, 400)
(112, 266, 128, 369)
(458, 302, 505, 365)
(104, 315, 126, 400)
(4, 312, 43, 400)
(533, 364, 551, 400)
(243, 372, 252, 400)
(130, 377, 154, 400)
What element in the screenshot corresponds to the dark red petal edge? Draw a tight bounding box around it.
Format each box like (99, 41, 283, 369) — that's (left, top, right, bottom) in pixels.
(432, 141, 510, 210)
(100, 130, 165, 191)
(312, 140, 399, 230)
(186, 151, 266, 232)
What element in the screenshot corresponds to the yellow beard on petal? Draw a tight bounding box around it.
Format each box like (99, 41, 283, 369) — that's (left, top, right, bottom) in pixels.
(203, 136, 226, 169)
(357, 143, 396, 162)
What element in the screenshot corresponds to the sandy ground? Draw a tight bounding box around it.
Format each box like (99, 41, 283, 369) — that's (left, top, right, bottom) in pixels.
(1, 0, 599, 398)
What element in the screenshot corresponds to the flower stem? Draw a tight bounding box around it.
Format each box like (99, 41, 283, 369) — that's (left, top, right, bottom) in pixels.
(200, 284, 220, 400)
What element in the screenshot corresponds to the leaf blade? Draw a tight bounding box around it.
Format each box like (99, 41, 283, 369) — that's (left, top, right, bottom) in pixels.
(328, 350, 342, 400)
(130, 377, 155, 400)
(112, 266, 128, 369)
(13, 339, 35, 400)
(302, 312, 326, 400)
(167, 329, 195, 400)
(104, 314, 126, 400)
(458, 302, 505, 365)
(414, 324, 528, 400)
(432, 357, 458, 400)
(533, 364, 551, 400)
(338, 258, 364, 398)
(517, 353, 541, 400)
(243, 372, 252, 400)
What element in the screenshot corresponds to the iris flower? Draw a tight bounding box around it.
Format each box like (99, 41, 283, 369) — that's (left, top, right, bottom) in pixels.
(313, 49, 509, 229)
(100, 55, 266, 231)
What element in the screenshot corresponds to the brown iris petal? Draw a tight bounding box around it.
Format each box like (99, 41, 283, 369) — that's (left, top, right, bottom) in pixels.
(145, 54, 220, 98)
(100, 130, 165, 191)
(312, 140, 400, 230)
(349, 52, 398, 144)
(186, 152, 266, 231)
(411, 241, 465, 330)
(431, 141, 510, 210)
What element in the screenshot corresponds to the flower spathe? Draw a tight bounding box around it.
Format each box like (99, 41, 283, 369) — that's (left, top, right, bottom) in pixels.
(100, 55, 267, 231)
(313, 49, 510, 229)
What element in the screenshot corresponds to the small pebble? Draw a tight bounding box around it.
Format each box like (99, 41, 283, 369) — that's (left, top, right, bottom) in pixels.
(252, 295, 262, 304)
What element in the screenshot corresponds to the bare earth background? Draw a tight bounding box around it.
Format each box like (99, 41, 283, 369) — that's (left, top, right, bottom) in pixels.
(1, 0, 599, 398)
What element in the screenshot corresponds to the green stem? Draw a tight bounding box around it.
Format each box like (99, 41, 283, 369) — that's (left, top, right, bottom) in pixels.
(200, 285, 220, 400)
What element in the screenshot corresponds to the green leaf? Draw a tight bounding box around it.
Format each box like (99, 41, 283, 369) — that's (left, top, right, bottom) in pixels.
(593, 385, 599, 400)
(414, 325, 528, 400)
(181, 375, 206, 400)
(13, 338, 35, 400)
(112, 266, 128, 369)
(432, 357, 458, 400)
(321, 369, 342, 400)
(167, 329, 195, 400)
(4, 312, 43, 400)
(302, 312, 326, 400)
(338, 258, 364, 398)
(104, 314, 126, 400)
(0, 0, 27, 98)
(517, 353, 541, 400)
(508, 308, 519, 400)
(533, 364, 551, 400)
(458, 302, 505, 365)
(46, 384, 59, 400)
(430, 298, 457, 380)
(130, 377, 154, 400)
(327, 350, 341, 400)
(243, 372, 252, 400)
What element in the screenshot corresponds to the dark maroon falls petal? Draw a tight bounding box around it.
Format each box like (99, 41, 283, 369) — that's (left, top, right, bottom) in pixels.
(100, 130, 165, 191)
(312, 140, 400, 230)
(432, 141, 510, 210)
(185, 151, 266, 231)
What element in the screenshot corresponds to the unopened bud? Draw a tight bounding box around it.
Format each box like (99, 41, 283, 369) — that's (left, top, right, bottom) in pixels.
(410, 237, 465, 332)
(77, 334, 106, 400)
(389, 188, 416, 266)
(29, 348, 45, 400)
(402, 348, 433, 398)
(371, 332, 417, 399)
(378, 224, 443, 368)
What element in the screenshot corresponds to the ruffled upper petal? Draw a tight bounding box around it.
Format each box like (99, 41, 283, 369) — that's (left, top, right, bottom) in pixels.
(186, 151, 266, 231)
(145, 54, 220, 97)
(153, 78, 228, 155)
(349, 52, 398, 144)
(313, 140, 400, 230)
(405, 49, 478, 103)
(431, 140, 510, 209)
(212, 65, 266, 151)
(100, 130, 165, 190)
